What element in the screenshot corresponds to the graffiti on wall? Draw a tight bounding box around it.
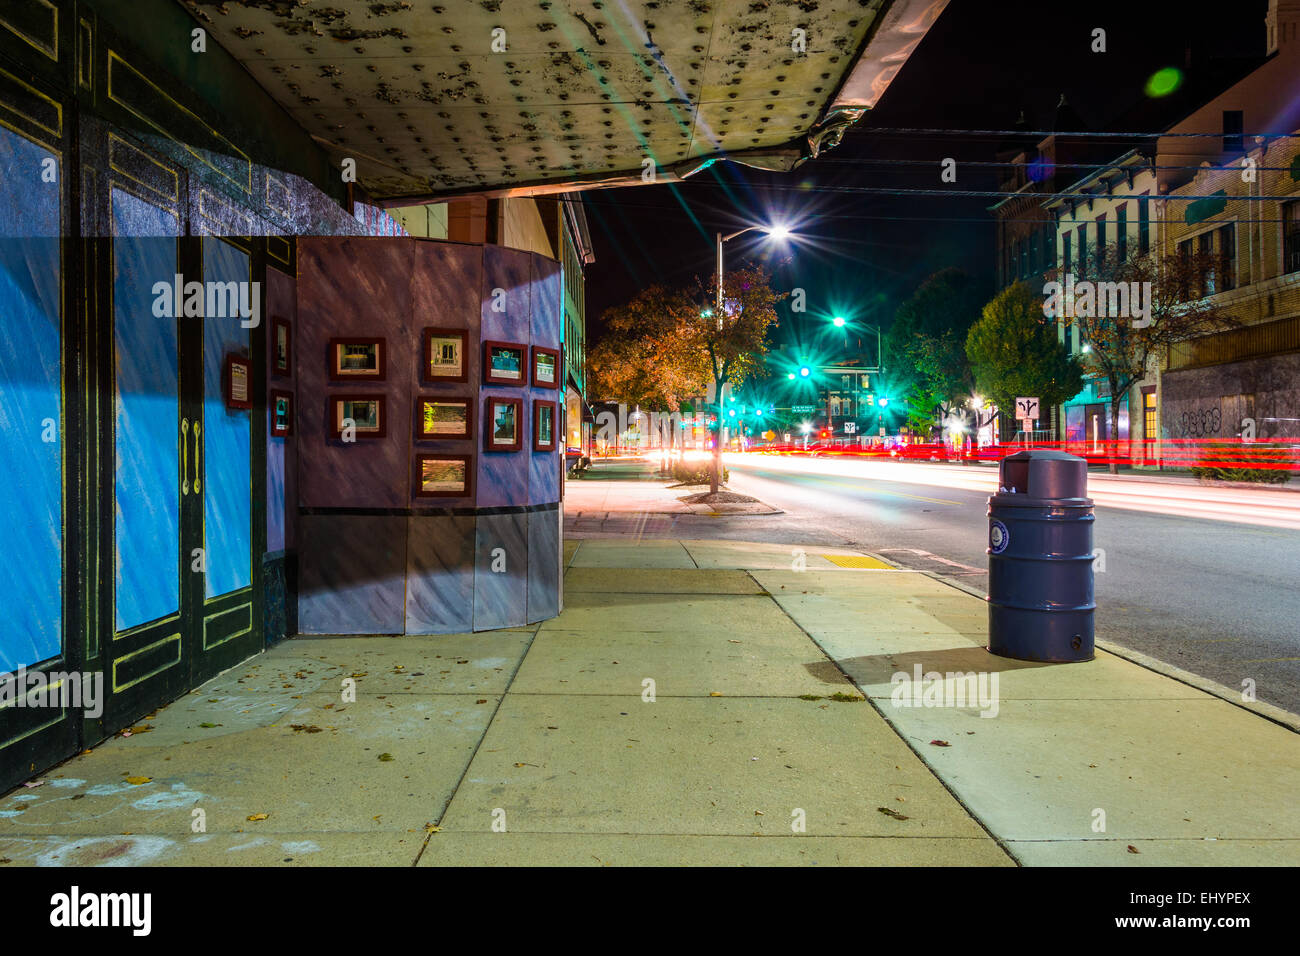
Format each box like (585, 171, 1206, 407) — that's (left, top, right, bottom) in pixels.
(1178, 405, 1222, 438)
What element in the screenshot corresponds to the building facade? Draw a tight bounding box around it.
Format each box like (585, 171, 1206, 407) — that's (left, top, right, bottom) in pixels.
(1043, 151, 1161, 461)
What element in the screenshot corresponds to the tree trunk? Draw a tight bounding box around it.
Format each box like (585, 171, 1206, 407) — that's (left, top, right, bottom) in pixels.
(1108, 395, 1122, 475)
(711, 397, 723, 494)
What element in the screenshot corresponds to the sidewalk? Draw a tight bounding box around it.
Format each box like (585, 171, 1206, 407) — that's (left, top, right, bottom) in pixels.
(568, 458, 783, 516)
(2, 539, 1297, 866)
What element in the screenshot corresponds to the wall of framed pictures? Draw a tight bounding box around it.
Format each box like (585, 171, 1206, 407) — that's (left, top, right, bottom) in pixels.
(295, 237, 563, 635)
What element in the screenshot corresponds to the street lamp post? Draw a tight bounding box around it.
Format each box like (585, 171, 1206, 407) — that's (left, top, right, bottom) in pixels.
(708, 222, 791, 491)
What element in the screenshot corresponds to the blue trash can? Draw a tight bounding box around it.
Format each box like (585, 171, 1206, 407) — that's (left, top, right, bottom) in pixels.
(987, 450, 1095, 662)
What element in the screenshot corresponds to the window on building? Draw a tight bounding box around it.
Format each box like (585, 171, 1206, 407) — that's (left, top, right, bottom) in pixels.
(1199, 230, 1216, 295)
(1062, 231, 1071, 274)
(1019, 239, 1028, 278)
(1284, 201, 1300, 274)
(1095, 214, 1107, 269)
(1138, 196, 1150, 254)
(1142, 388, 1158, 455)
(1077, 224, 1088, 276)
(1223, 110, 1244, 153)
(1219, 222, 1236, 291)
(1178, 237, 1195, 298)
(1117, 203, 1128, 261)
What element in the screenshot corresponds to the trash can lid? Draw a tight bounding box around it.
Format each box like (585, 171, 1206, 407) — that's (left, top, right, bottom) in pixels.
(998, 449, 1088, 499)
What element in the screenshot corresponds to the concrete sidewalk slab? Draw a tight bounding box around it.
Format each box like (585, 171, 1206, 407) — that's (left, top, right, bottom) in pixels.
(510, 628, 857, 698)
(0, 691, 494, 837)
(541, 592, 803, 637)
(418, 832, 1013, 866)
(1006, 838, 1300, 867)
(438, 695, 998, 840)
(568, 540, 697, 569)
(0, 830, 422, 867)
(563, 567, 766, 595)
(881, 698, 1300, 848)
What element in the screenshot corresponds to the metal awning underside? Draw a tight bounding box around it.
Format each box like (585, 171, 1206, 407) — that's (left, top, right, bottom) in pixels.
(180, 0, 947, 202)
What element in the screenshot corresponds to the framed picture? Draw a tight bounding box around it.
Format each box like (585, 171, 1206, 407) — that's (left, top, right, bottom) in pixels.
(328, 337, 385, 381)
(271, 316, 292, 378)
(328, 394, 386, 439)
(225, 354, 252, 410)
(270, 389, 293, 437)
(484, 396, 523, 452)
(532, 346, 560, 389)
(416, 397, 471, 440)
(422, 328, 468, 383)
(414, 454, 472, 498)
(533, 399, 556, 451)
(483, 340, 526, 385)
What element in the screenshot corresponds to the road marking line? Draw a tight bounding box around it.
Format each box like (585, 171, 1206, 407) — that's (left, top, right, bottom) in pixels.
(1239, 657, 1300, 663)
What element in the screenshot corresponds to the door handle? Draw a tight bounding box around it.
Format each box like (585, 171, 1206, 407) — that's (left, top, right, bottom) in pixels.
(192, 420, 202, 494)
(181, 418, 190, 496)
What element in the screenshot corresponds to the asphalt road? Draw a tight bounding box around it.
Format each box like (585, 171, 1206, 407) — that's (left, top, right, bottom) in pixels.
(717, 455, 1300, 718)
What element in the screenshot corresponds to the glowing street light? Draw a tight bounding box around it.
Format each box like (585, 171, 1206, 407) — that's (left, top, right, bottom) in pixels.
(799, 366, 811, 377)
(832, 315, 846, 327)
(787, 372, 796, 380)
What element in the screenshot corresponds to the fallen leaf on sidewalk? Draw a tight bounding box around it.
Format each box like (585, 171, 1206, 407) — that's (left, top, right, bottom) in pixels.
(476, 699, 487, 704)
(877, 807, 910, 821)
(754, 810, 764, 816)
(1127, 845, 1140, 854)
(709, 692, 723, 697)
(22, 780, 45, 788)
(378, 753, 394, 762)
(198, 722, 222, 728)
(425, 823, 440, 833)
(247, 813, 269, 822)
(125, 776, 151, 785)
(929, 740, 951, 747)
(728, 640, 742, 644)
(289, 724, 322, 734)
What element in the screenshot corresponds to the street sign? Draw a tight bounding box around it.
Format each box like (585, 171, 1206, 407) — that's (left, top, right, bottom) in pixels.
(1015, 396, 1040, 420)
(843, 422, 856, 434)
(791, 404, 815, 413)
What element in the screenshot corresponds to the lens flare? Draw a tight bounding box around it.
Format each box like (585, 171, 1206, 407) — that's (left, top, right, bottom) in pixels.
(1145, 67, 1183, 97)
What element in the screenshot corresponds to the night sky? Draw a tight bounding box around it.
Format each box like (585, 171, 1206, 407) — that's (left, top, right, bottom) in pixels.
(580, 0, 1266, 353)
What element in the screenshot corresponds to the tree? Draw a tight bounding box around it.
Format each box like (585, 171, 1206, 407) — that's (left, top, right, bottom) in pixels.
(885, 268, 984, 433)
(966, 282, 1084, 436)
(1045, 247, 1238, 473)
(588, 267, 783, 492)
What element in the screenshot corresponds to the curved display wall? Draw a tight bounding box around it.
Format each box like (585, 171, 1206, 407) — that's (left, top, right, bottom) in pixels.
(293, 237, 563, 633)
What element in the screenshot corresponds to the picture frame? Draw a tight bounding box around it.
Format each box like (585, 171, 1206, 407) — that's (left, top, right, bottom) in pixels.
(414, 454, 473, 498)
(328, 337, 386, 381)
(532, 346, 560, 389)
(422, 327, 468, 383)
(483, 340, 526, 386)
(225, 354, 252, 410)
(269, 389, 294, 437)
(328, 394, 387, 439)
(271, 316, 292, 378)
(533, 399, 556, 452)
(415, 396, 472, 440)
(484, 395, 523, 452)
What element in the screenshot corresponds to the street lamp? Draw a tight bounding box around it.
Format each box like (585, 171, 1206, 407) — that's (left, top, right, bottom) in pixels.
(832, 315, 846, 327)
(715, 221, 793, 330)
(799, 366, 811, 377)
